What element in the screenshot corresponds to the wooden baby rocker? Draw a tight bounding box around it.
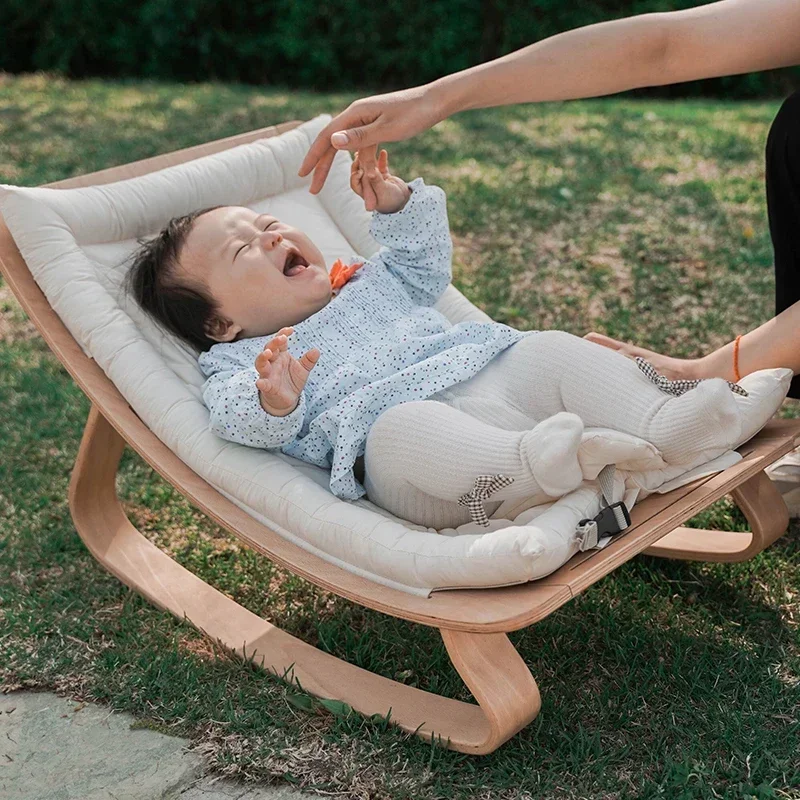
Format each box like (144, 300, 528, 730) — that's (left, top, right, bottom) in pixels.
(1, 121, 796, 755)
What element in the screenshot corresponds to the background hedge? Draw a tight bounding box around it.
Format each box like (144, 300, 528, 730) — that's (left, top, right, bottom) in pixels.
(2, 0, 798, 97)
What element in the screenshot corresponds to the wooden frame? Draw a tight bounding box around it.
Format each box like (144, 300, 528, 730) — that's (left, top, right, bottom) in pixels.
(1, 121, 798, 755)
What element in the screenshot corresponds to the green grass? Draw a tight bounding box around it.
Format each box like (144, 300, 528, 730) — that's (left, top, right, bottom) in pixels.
(1, 72, 799, 799)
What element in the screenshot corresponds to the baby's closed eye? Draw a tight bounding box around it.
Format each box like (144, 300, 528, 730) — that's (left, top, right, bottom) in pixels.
(236, 219, 279, 258)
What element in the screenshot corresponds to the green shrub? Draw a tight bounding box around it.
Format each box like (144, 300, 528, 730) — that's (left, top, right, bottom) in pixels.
(1, 0, 797, 97)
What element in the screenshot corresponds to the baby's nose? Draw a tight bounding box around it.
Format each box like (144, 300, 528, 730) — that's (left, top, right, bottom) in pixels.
(259, 230, 283, 248)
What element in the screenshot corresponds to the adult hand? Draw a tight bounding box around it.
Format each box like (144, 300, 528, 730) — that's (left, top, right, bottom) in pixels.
(297, 84, 447, 195)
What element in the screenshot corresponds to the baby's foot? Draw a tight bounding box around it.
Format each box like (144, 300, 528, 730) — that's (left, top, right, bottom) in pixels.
(655, 367, 792, 461)
(650, 378, 742, 464)
(584, 332, 702, 382)
(521, 412, 585, 496)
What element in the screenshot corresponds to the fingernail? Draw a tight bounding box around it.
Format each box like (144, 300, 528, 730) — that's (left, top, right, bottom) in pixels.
(331, 132, 349, 146)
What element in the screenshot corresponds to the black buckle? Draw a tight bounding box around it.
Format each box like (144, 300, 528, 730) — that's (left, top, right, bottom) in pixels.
(579, 501, 631, 538)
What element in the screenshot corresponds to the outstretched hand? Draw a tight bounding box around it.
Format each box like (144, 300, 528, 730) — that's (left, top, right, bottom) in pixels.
(255, 327, 320, 416)
(297, 84, 444, 195)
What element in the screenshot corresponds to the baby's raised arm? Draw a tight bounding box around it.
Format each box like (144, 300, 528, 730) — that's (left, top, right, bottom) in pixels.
(362, 164, 453, 307)
(342, 146, 454, 306)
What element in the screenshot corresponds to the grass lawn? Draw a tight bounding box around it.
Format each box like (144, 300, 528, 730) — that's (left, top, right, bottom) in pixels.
(1, 72, 798, 799)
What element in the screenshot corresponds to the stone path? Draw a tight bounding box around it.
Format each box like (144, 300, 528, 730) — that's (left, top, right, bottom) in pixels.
(1, 692, 310, 800)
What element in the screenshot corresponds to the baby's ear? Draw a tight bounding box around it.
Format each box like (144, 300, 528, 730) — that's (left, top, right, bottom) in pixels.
(205, 315, 242, 343)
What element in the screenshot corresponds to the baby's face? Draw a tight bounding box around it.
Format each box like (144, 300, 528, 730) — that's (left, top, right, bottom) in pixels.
(179, 206, 331, 342)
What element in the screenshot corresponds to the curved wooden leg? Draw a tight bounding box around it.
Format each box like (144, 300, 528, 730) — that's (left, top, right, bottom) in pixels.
(440, 629, 541, 753)
(643, 469, 790, 562)
(68, 405, 540, 754)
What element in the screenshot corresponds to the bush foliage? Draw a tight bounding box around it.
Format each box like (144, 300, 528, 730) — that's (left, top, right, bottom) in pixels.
(2, 0, 798, 97)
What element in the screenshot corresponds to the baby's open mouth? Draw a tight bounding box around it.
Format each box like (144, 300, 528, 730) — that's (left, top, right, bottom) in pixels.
(283, 249, 309, 277)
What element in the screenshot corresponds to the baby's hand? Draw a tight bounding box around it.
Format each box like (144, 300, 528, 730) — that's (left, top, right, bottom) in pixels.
(351, 148, 411, 213)
(255, 327, 320, 417)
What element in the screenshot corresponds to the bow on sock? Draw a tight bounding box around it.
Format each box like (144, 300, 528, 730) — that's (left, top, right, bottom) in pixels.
(457, 474, 515, 527)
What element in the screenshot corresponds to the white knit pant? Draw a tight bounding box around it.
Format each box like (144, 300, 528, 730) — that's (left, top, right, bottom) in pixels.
(363, 331, 744, 529)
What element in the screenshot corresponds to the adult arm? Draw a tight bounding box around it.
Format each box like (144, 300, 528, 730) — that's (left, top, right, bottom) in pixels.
(587, 298, 800, 384)
(299, 0, 800, 192)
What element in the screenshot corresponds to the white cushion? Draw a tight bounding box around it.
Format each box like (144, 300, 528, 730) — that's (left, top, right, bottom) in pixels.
(0, 115, 790, 595)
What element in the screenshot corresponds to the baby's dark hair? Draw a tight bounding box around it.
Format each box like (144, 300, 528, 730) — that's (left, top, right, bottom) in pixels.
(124, 205, 225, 353)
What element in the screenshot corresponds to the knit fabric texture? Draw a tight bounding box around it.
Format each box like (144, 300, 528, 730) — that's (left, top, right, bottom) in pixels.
(361, 331, 749, 529)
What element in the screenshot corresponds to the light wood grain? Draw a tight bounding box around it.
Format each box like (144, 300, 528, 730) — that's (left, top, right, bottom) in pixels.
(644, 468, 790, 561)
(69, 405, 539, 753)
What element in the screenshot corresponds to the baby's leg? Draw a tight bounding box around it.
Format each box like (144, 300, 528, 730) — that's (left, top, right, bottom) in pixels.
(451, 331, 743, 465)
(363, 400, 585, 530)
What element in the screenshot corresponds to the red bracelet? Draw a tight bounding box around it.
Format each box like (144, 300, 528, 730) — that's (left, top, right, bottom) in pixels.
(733, 334, 743, 382)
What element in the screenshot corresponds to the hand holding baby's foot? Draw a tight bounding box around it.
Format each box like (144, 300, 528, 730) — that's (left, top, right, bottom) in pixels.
(350, 147, 411, 213)
(583, 331, 702, 382)
(255, 327, 320, 416)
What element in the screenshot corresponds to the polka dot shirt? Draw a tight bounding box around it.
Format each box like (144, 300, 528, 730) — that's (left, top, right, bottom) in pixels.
(198, 178, 534, 500)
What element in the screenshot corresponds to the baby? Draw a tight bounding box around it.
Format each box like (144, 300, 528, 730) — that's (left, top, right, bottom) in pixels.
(126, 148, 751, 530)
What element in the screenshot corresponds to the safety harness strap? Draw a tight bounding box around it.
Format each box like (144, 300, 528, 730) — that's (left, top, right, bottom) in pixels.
(575, 464, 632, 551)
